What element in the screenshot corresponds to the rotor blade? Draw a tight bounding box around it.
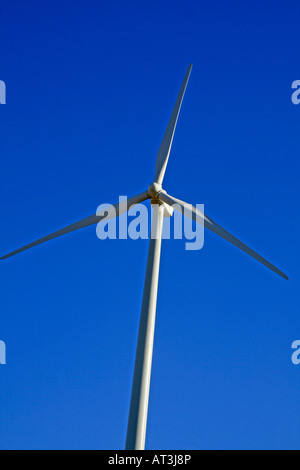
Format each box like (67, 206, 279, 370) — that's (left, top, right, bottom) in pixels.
(159, 192, 288, 280)
(154, 64, 192, 185)
(0, 191, 149, 260)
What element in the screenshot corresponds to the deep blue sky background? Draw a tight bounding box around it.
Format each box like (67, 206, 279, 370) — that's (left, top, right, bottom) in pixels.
(0, 0, 299, 450)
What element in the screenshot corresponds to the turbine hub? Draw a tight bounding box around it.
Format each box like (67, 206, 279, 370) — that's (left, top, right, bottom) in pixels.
(147, 182, 164, 200)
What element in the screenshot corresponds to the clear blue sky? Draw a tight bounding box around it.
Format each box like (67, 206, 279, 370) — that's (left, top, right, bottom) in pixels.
(0, 0, 299, 450)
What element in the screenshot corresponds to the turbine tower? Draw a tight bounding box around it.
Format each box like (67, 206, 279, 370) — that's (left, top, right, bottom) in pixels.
(1, 64, 288, 450)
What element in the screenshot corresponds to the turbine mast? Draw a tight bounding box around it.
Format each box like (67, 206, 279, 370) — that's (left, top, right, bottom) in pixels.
(125, 202, 166, 450)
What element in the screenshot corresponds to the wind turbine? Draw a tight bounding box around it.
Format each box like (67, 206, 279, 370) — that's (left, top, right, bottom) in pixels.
(1, 64, 288, 450)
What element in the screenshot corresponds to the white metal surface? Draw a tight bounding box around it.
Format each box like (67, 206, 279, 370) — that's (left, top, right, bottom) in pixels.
(125, 203, 165, 450)
(159, 191, 289, 280)
(154, 64, 192, 185)
(0, 191, 149, 260)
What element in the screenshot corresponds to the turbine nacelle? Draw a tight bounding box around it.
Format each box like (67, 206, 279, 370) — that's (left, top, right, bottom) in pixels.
(147, 183, 173, 217)
(147, 182, 164, 200)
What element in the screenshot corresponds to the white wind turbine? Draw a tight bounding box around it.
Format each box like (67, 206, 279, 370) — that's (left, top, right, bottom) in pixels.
(1, 64, 288, 450)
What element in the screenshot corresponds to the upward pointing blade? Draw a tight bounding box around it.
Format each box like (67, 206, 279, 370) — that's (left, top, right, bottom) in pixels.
(159, 192, 289, 280)
(0, 191, 149, 259)
(154, 64, 192, 185)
